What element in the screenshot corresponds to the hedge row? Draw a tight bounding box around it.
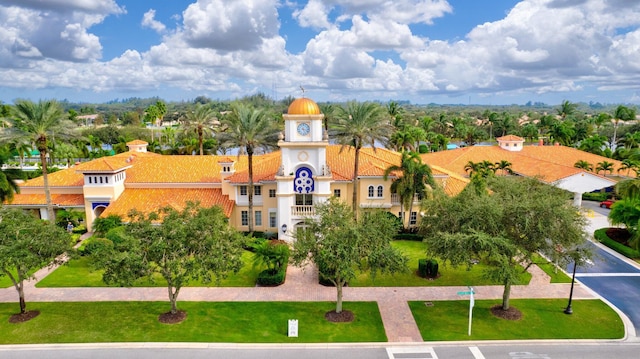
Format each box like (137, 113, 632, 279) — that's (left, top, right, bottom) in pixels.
(256, 269, 286, 286)
(582, 192, 608, 202)
(594, 228, 640, 259)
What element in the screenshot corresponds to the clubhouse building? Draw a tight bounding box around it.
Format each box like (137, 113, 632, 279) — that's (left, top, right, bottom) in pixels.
(5, 98, 623, 239)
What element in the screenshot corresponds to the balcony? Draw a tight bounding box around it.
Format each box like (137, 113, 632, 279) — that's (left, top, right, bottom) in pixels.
(291, 205, 315, 216)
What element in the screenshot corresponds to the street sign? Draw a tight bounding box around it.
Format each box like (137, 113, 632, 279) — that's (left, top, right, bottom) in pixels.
(457, 291, 472, 295)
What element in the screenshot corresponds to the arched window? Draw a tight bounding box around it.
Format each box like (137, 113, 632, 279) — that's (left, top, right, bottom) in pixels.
(377, 185, 383, 197)
(368, 186, 375, 197)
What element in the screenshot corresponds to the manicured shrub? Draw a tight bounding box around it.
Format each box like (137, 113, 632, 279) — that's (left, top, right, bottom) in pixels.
(594, 228, 640, 259)
(92, 215, 123, 236)
(256, 268, 286, 286)
(72, 224, 87, 234)
(243, 236, 267, 252)
(81, 238, 114, 256)
(418, 259, 428, 277)
(582, 192, 608, 202)
(418, 258, 439, 278)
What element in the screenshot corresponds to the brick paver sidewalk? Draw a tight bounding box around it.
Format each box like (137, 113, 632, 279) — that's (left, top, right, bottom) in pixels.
(0, 256, 592, 342)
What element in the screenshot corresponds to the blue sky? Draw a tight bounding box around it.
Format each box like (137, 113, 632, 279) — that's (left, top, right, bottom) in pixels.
(0, 0, 639, 105)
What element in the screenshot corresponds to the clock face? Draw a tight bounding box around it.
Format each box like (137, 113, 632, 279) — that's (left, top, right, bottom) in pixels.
(297, 122, 310, 136)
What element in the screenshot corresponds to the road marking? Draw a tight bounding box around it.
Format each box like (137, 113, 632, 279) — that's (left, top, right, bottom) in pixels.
(469, 346, 486, 359)
(386, 346, 438, 359)
(576, 273, 640, 277)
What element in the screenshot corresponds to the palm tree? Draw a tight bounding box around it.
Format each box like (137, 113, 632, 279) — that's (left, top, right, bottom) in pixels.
(384, 151, 435, 229)
(332, 101, 391, 215)
(181, 104, 220, 155)
(618, 159, 638, 177)
(596, 161, 614, 176)
(53, 142, 79, 168)
(2, 100, 76, 221)
(578, 135, 607, 155)
(494, 160, 513, 175)
(611, 105, 636, 150)
(556, 100, 578, 120)
(219, 103, 279, 232)
(0, 148, 23, 203)
(574, 160, 593, 172)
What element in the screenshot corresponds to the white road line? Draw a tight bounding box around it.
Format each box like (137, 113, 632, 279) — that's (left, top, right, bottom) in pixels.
(386, 346, 438, 359)
(469, 346, 486, 359)
(576, 273, 640, 277)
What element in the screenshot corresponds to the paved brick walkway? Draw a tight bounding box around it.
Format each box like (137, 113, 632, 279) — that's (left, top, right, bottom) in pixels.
(0, 256, 593, 342)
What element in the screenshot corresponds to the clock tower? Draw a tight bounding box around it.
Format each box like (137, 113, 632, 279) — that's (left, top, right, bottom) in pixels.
(276, 97, 331, 241)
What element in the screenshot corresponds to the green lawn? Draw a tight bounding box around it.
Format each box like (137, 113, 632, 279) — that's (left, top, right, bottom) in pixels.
(531, 253, 572, 283)
(0, 301, 385, 344)
(36, 251, 264, 288)
(350, 241, 532, 287)
(410, 299, 624, 341)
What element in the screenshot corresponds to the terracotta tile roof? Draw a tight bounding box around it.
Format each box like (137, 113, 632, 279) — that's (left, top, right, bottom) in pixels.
(496, 135, 524, 141)
(126, 140, 148, 146)
(75, 156, 132, 172)
(6, 193, 85, 206)
(101, 188, 234, 219)
(225, 152, 280, 183)
(124, 155, 248, 183)
(20, 167, 85, 188)
(431, 165, 470, 196)
(326, 146, 402, 180)
(420, 145, 625, 183)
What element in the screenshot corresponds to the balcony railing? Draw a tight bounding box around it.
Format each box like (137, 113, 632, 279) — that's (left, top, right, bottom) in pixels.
(291, 205, 315, 216)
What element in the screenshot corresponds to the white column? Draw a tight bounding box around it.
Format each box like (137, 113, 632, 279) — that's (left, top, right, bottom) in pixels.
(573, 192, 583, 207)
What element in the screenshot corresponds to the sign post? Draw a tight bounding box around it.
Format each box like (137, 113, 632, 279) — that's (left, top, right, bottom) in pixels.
(457, 286, 475, 336)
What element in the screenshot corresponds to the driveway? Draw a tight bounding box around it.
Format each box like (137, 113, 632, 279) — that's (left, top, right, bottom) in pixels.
(578, 202, 640, 337)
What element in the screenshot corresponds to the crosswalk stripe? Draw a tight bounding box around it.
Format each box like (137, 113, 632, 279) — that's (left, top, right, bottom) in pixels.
(386, 346, 438, 359)
(469, 346, 486, 359)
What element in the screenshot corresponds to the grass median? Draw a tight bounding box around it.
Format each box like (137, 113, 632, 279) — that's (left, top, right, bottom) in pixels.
(409, 299, 624, 340)
(0, 301, 385, 344)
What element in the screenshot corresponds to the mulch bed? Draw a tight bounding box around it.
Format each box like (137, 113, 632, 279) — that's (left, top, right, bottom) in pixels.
(9, 310, 40, 323)
(158, 310, 187, 324)
(490, 305, 522, 320)
(325, 310, 354, 323)
(605, 227, 632, 245)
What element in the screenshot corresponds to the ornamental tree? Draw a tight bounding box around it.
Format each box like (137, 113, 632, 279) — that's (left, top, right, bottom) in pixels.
(95, 202, 244, 319)
(421, 176, 587, 311)
(291, 198, 408, 316)
(0, 208, 72, 315)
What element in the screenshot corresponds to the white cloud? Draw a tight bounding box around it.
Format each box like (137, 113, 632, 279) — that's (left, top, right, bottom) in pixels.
(180, 0, 280, 51)
(1, 0, 640, 104)
(142, 9, 167, 34)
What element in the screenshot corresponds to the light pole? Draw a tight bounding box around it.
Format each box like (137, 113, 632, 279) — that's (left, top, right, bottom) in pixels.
(564, 259, 577, 314)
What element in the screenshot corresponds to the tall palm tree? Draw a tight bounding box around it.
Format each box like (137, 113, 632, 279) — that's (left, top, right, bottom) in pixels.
(332, 101, 391, 215)
(611, 105, 636, 150)
(384, 151, 435, 229)
(181, 104, 220, 155)
(219, 103, 279, 232)
(3, 100, 74, 221)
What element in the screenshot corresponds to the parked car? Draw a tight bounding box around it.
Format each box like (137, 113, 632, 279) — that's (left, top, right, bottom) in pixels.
(600, 199, 616, 209)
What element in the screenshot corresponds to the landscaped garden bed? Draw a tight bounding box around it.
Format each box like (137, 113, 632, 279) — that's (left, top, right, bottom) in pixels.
(594, 228, 640, 259)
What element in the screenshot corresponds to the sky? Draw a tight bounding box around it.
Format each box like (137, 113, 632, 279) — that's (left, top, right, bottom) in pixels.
(0, 0, 639, 106)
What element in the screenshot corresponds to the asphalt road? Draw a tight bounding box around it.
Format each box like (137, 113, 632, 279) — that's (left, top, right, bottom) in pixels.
(2, 343, 640, 359)
(577, 201, 640, 336)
